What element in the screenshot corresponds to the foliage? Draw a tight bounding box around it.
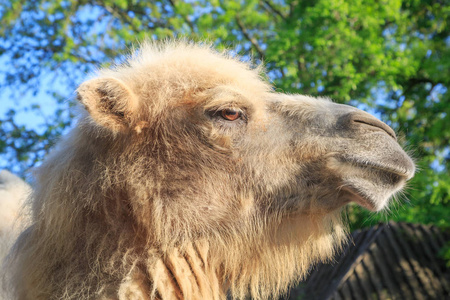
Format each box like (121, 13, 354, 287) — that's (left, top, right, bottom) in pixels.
(0, 0, 449, 230)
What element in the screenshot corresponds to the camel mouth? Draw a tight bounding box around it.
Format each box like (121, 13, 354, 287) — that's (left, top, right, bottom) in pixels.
(347, 162, 412, 211)
(327, 156, 414, 211)
(340, 185, 378, 211)
(347, 159, 414, 180)
(340, 181, 399, 211)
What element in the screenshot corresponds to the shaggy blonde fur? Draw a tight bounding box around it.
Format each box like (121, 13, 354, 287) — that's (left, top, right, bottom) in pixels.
(2, 41, 414, 300)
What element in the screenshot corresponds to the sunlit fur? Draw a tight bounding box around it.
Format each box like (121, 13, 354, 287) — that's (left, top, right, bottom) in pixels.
(2, 41, 414, 300)
(0, 171, 31, 265)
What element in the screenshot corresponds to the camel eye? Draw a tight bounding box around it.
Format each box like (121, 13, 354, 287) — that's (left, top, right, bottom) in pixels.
(220, 109, 241, 121)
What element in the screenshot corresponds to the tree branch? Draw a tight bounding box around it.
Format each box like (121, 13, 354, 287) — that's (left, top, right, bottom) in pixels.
(103, 4, 140, 32)
(166, 0, 195, 32)
(289, 1, 297, 18)
(262, 0, 286, 20)
(402, 77, 439, 96)
(235, 15, 265, 60)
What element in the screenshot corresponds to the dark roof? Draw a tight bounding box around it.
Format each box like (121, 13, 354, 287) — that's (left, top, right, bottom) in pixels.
(288, 222, 450, 300)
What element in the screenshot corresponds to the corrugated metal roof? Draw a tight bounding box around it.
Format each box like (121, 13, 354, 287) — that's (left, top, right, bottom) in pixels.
(287, 222, 450, 300)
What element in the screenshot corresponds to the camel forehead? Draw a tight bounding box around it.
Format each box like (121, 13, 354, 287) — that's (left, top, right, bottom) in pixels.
(99, 41, 271, 108)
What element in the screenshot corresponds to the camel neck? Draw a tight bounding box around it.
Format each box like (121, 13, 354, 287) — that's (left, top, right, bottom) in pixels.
(116, 242, 226, 300)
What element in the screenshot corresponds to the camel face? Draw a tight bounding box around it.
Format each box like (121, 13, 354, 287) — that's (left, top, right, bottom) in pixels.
(76, 43, 415, 230)
(174, 88, 415, 217)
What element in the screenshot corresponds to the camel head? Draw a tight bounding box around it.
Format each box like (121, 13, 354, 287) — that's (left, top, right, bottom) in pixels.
(6, 42, 415, 300)
(76, 43, 415, 230)
(74, 43, 415, 299)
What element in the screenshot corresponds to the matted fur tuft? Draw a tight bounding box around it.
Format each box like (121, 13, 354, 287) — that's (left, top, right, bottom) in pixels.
(3, 40, 412, 300)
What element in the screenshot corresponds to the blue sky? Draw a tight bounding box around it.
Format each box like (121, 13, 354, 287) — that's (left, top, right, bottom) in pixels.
(0, 54, 79, 175)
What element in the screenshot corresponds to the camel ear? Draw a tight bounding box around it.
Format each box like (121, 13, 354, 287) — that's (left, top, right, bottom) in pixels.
(77, 77, 138, 132)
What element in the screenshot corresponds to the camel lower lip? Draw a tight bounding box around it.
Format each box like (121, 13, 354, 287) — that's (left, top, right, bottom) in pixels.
(341, 186, 377, 211)
(327, 156, 409, 211)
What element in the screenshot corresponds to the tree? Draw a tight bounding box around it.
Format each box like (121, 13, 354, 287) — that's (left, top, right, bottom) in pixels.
(1, 0, 449, 230)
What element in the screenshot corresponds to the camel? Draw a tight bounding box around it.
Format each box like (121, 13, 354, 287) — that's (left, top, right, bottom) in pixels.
(0, 170, 31, 263)
(2, 41, 415, 300)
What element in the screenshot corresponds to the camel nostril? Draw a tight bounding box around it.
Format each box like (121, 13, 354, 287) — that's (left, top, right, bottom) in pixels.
(352, 114, 397, 141)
